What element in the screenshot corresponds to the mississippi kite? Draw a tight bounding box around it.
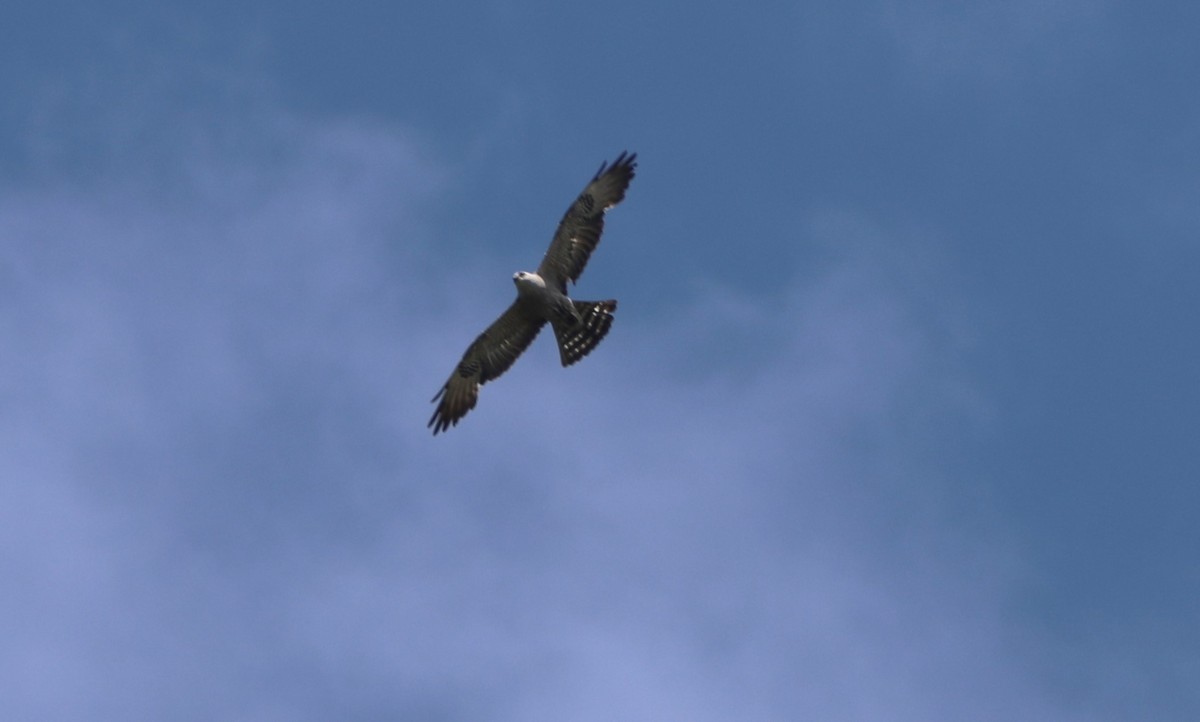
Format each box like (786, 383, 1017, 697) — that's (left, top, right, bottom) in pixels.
(429, 152, 637, 434)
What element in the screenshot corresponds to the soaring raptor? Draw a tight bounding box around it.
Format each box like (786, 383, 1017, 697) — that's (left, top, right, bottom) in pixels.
(429, 151, 637, 435)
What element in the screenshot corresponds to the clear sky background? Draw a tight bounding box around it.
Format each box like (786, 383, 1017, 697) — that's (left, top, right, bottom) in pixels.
(3, 2, 1197, 720)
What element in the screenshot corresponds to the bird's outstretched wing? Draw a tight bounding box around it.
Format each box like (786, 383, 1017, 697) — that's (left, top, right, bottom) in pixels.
(536, 151, 637, 292)
(429, 300, 545, 435)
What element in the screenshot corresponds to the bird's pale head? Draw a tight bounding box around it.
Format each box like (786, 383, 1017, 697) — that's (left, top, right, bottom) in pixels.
(512, 271, 546, 290)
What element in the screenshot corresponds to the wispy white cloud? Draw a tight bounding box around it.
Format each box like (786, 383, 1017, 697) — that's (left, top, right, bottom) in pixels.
(1, 97, 449, 716)
(1, 57, 1089, 722)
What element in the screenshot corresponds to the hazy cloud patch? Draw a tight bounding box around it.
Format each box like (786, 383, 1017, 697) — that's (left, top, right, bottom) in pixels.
(2, 101, 1074, 720)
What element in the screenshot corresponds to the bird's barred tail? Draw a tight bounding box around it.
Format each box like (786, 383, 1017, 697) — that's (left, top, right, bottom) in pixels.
(553, 300, 617, 367)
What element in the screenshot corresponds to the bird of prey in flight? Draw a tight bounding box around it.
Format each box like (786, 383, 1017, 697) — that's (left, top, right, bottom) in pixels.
(429, 151, 637, 435)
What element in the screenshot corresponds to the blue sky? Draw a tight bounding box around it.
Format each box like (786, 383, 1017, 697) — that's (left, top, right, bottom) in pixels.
(2, 2, 1197, 719)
